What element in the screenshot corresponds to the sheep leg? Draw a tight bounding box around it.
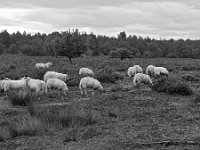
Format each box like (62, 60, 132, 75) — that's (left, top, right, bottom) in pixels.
(84, 89, 88, 97)
(92, 90, 95, 96)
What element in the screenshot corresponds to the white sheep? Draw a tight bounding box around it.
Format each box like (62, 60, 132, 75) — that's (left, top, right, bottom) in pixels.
(146, 65, 156, 76)
(44, 62, 53, 68)
(154, 67, 169, 77)
(127, 65, 143, 77)
(44, 71, 68, 82)
(26, 77, 46, 95)
(133, 73, 153, 87)
(1, 77, 27, 95)
(79, 77, 104, 97)
(45, 78, 68, 96)
(35, 62, 53, 69)
(79, 67, 94, 77)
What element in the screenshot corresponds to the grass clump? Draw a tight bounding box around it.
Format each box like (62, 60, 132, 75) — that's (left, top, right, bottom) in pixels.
(8, 117, 45, 137)
(36, 106, 97, 129)
(152, 77, 193, 95)
(8, 89, 33, 107)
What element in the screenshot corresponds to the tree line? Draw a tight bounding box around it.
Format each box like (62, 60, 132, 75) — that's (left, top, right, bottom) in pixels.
(1, 29, 200, 63)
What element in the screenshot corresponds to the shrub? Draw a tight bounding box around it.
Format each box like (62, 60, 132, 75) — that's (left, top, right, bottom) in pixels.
(36, 106, 97, 129)
(8, 89, 33, 107)
(151, 76, 170, 93)
(96, 66, 123, 83)
(167, 83, 193, 95)
(67, 75, 80, 86)
(152, 77, 193, 95)
(8, 117, 45, 137)
(106, 93, 123, 101)
(110, 84, 130, 92)
(32, 68, 49, 80)
(193, 94, 200, 103)
(182, 74, 199, 82)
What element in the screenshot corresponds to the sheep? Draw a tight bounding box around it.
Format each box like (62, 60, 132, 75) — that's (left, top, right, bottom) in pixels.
(35, 62, 53, 69)
(1, 77, 27, 95)
(26, 77, 46, 95)
(45, 78, 68, 97)
(133, 73, 153, 87)
(153, 67, 169, 77)
(146, 65, 156, 76)
(79, 77, 104, 97)
(44, 71, 68, 82)
(127, 65, 143, 78)
(79, 67, 94, 77)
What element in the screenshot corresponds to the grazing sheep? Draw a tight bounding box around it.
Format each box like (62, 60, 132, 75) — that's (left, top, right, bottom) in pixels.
(127, 65, 143, 77)
(79, 67, 94, 77)
(133, 73, 153, 87)
(146, 65, 156, 76)
(35, 62, 53, 69)
(44, 71, 68, 82)
(45, 78, 68, 96)
(1, 77, 27, 95)
(79, 77, 104, 97)
(154, 67, 169, 77)
(26, 77, 46, 95)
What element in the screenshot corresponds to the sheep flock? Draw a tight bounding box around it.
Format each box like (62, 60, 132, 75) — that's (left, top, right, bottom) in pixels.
(0, 62, 169, 99)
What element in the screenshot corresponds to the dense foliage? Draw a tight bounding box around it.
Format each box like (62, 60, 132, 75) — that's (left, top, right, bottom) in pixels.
(1, 29, 200, 60)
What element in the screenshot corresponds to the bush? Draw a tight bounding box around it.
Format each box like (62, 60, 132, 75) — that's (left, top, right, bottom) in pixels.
(32, 68, 49, 80)
(151, 76, 170, 93)
(8, 89, 33, 107)
(8, 117, 45, 137)
(152, 77, 193, 95)
(167, 83, 193, 95)
(67, 75, 80, 86)
(182, 74, 199, 82)
(193, 94, 200, 103)
(96, 66, 123, 83)
(110, 84, 130, 92)
(36, 106, 97, 129)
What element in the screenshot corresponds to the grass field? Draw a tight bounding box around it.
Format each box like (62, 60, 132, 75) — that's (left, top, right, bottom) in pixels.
(0, 54, 200, 149)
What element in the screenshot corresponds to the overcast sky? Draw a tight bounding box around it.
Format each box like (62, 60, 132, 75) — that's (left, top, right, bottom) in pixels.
(0, 0, 200, 39)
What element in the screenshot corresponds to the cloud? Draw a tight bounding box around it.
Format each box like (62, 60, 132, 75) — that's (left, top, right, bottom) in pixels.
(0, 0, 200, 39)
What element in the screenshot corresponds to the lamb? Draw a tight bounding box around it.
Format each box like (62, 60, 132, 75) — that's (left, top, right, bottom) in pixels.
(146, 65, 156, 76)
(127, 65, 143, 77)
(79, 67, 94, 77)
(79, 77, 104, 97)
(26, 77, 45, 95)
(35, 62, 53, 69)
(1, 77, 27, 95)
(44, 71, 68, 82)
(153, 67, 169, 77)
(133, 73, 153, 87)
(45, 78, 68, 96)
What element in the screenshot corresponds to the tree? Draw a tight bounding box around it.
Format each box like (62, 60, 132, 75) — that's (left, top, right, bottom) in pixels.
(0, 43, 5, 55)
(60, 29, 87, 64)
(110, 48, 132, 60)
(0, 30, 12, 48)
